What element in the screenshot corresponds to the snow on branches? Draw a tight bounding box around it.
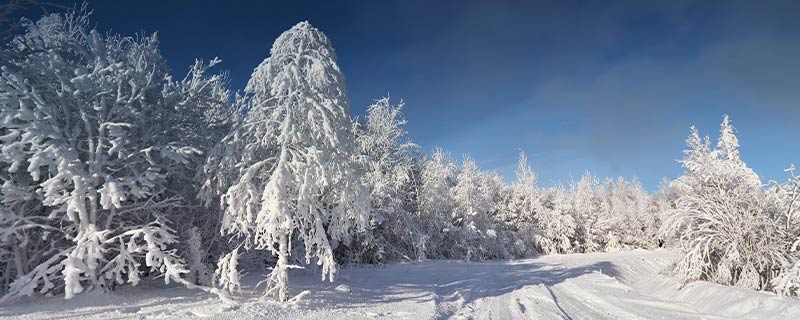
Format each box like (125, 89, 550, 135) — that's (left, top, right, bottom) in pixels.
(661, 115, 793, 291)
(342, 97, 422, 263)
(771, 165, 800, 295)
(205, 21, 369, 302)
(0, 7, 230, 300)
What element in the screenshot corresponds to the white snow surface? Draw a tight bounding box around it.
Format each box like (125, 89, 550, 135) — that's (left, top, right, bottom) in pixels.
(3, 249, 799, 320)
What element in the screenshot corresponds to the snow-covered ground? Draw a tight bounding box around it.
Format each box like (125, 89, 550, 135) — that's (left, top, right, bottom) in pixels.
(3, 249, 799, 320)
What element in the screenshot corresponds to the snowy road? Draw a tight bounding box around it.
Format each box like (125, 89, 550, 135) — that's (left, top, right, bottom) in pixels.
(3, 249, 799, 319)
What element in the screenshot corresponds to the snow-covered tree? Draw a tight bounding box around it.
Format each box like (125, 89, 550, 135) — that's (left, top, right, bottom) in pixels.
(343, 97, 422, 263)
(772, 165, 800, 296)
(568, 172, 606, 252)
(449, 157, 505, 260)
(205, 22, 368, 302)
(534, 186, 577, 254)
(0, 8, 231, 300)
(478, 170, 512, 259)
(661, 115, 791, 291)
(501, 151, 540, 256)
(450, 157, 487, 253)
(0, 0, 66, 41)
(599, 177, 659, 250)
(417, 148, 457, 259)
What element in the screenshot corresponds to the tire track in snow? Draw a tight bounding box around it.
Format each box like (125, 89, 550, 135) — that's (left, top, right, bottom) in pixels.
(544, 285, 574, 320)
(550, 279, 648, 320)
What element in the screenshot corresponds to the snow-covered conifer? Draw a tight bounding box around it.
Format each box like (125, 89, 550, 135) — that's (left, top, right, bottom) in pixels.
(568, 172, 606, 252)
(502, 151, 540, 256)
(504, 152, 537, 228)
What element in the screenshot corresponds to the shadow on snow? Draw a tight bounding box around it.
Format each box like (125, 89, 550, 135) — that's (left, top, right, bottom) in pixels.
(286, 258, 620, 319)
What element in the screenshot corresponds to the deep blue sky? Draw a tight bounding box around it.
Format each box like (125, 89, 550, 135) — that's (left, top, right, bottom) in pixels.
(23, 0, 800, 190)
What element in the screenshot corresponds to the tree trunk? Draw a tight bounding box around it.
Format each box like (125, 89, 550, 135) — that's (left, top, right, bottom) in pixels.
(276, 233, 289, 302)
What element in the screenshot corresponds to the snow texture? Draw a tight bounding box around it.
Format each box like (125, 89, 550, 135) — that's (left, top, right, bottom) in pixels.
(3, 249, 800, 319)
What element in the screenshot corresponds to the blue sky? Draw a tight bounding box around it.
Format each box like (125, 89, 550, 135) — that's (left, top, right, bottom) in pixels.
(32, 0, 800, 190)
